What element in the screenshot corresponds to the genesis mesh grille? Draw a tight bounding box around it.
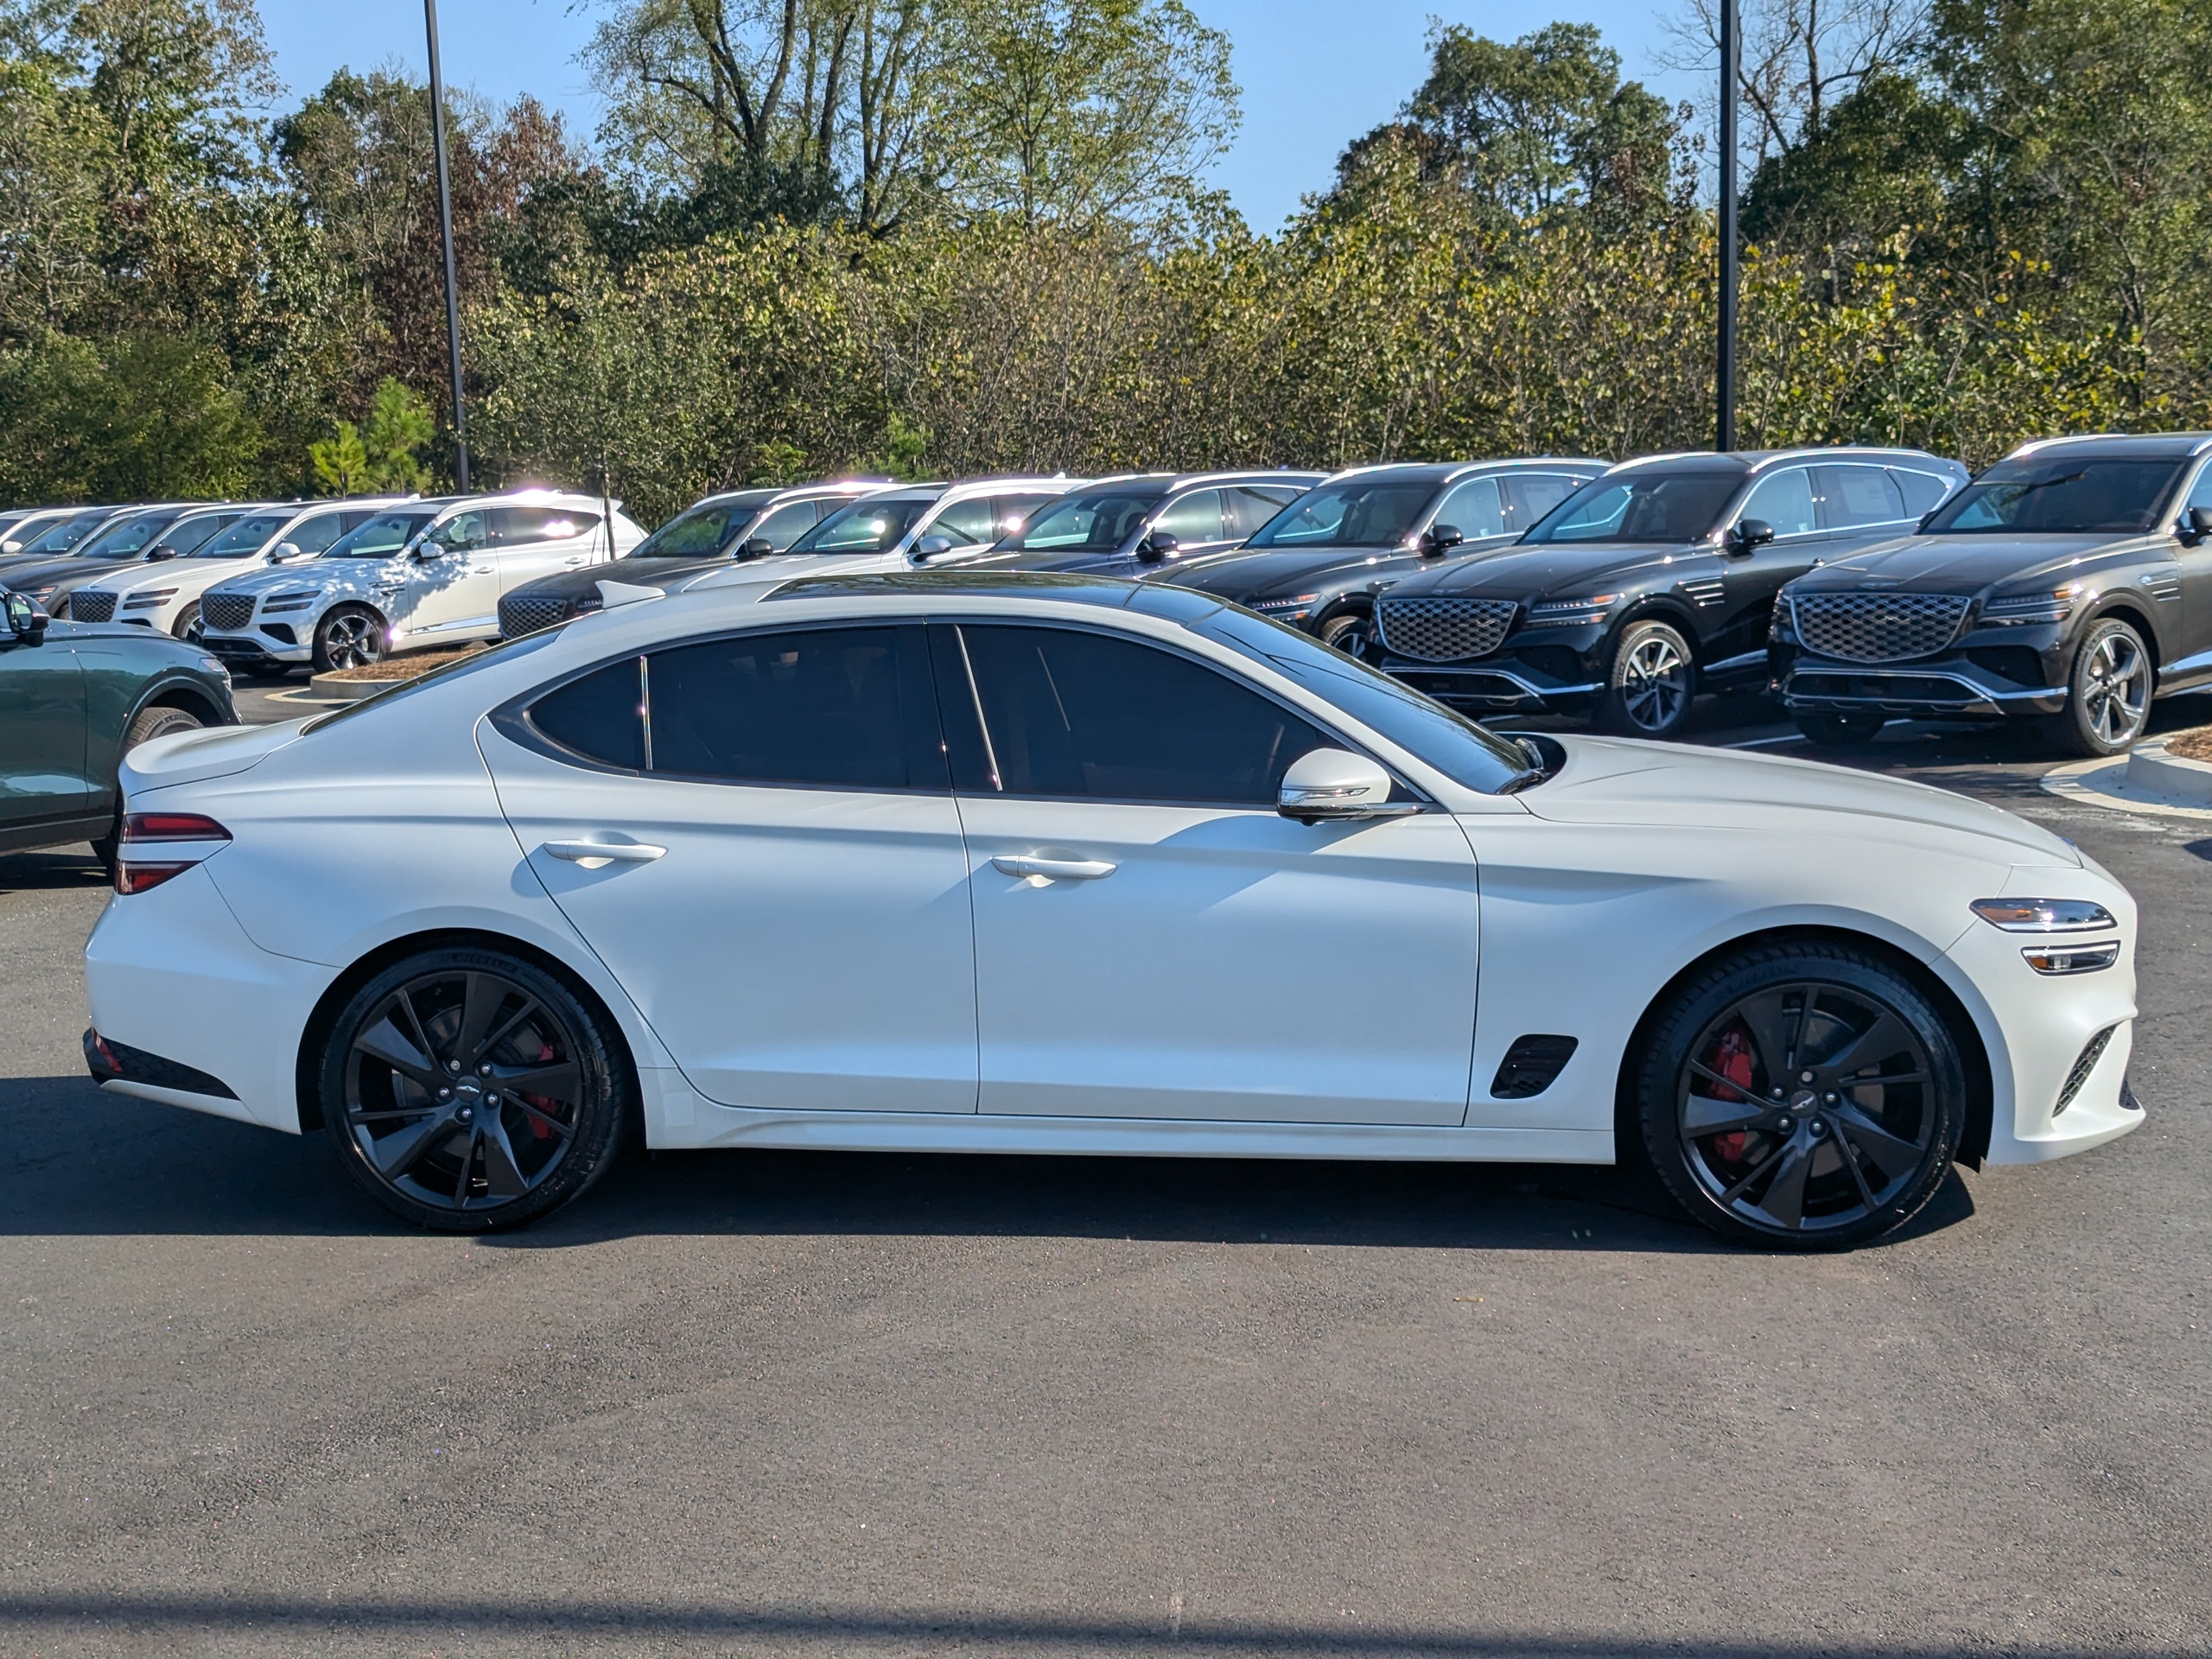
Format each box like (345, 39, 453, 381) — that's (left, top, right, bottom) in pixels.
(1376, 597, 1518, 662)
(200, 592, 256, 632)
(67, 590, 116, 622)
(1792, 592, 1970, 663)
(499, 592, 574, 638)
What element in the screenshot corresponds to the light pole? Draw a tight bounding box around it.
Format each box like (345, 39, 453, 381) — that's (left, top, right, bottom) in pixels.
(1716, 0, 1740, 453)
(424, 0, 470, 489)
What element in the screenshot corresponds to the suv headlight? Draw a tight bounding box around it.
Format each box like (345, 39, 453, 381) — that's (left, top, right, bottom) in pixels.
(1527, 594, 1617, 626)
(1982, 584, 2082, 624)
(122, 588, 176, 608)
(1248, 594, 1319, 617)
(1971, 897, 2115, 932)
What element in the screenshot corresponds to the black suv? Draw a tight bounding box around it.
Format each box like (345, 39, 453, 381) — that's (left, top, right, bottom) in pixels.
(1365, 448, 1967, 737)
(1159, 459, 1605, 653)
(1774, 432, 2212, 755)
(963, 471, 1323, 579)
(498, 480, 886, 638)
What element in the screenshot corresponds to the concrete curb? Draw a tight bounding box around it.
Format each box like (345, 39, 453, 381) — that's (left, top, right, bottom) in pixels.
(2041, 739, 2212, 822)
(2126, 738, 2212, 805)
(304, 672, 391, 702)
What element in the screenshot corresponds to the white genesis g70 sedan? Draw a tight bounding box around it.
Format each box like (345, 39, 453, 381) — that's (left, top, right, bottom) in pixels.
(82, 572, 2143, 1246)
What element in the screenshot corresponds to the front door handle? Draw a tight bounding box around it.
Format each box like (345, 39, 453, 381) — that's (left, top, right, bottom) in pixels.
(543, 839, 666, 868)
(992, 854, 1116, 881)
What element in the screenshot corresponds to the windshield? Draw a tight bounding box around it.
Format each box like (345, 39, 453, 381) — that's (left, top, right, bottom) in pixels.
(153, 514, 232, 556)
(20, 510, 108, 556)
(325, 511, 435, 557)
(788, 495, 934, 555)
(1246, 479, 1437, 548)
(624, 497, 761, 559)
(77, 512, 184, 559)
(1923, 457, 2187, 534)
(1522, 472, 1741, 544)
(999, 487, 1166, 551)
(190, 513, 289, 557)
(1196, 607, 1532, 793)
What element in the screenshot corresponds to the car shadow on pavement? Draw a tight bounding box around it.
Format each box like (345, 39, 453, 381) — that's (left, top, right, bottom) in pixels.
(0, 1072, 1974, 1254)
(0, 846, 107, 891)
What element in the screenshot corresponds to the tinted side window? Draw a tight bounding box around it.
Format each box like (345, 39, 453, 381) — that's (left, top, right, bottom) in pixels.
(1812, 464, 1907, 529)
(752, 500, 822, 548)
(529, 658, 645, 770)
(931, 498, 998, 545)
(645, 626, 938, 789)
(1224, 486, 1298, 537)
(492, 506, 600, 544)
(1154, 489, 1224, 542)
(429, 512, 487, 550)
(1431, 476, 1505, 538)
(1891, 468, 1952, 517)
(1501, 473, 1584, 529)
(289, 513, 353, 554)
(1738, 467, 1817, 537)
(992, 493, 1059, 539)
(952, 624, 1330, 805)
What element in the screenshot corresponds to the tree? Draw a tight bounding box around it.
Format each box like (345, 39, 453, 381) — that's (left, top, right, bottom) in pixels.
(0, 330, 262, 499)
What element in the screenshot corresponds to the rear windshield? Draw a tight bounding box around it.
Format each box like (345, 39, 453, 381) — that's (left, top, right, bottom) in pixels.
(1245, 479, 1438, 549)
(788, 496, 934, 554)
(1923, 457, 2187, 534)
(1522, 472, 1741, 544)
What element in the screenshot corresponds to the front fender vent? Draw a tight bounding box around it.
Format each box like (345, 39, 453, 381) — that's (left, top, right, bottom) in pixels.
(1490, 1033, 1580, 1100)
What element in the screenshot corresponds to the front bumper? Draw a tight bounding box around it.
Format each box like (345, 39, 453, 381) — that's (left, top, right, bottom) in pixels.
(1771, 618, 2070, 720)
(1370, 622, 1610, 714)
(202, 627, 312, 668)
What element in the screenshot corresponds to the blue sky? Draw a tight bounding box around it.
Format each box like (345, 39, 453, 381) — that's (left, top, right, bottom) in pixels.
(255, 1, 1707, 230)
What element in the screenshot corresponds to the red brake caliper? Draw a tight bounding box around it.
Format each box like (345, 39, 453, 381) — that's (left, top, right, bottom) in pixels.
(1705, 1027, 1757, 1166)
(524, 1036, 557, 1139)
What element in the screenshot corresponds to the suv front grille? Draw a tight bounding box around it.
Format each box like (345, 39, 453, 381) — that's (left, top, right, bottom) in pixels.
(1792, 592, 1970, 663)
(1376, 597, 1518, 662)
(500, 592, 574, 638)
(67, 590, 117, 622)
(200, 592, 256, 632)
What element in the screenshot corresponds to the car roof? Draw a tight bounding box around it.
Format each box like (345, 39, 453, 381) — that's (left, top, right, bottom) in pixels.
(2005, 431, 2212, 461)
(761, 568, 1219, 620)
(1318, 459, 1610, 486)
(1608, 447, 1963, 477)
(683, 480, 890, 512)
(1069, 470, 1326, 491)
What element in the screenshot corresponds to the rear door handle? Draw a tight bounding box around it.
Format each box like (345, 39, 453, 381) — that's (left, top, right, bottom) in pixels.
(992, 855, 1116, 881)
(543, 839, 666, 868)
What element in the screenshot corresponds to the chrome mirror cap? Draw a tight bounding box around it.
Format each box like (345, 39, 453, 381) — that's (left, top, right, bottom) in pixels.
(1278, 747, 1414, 823)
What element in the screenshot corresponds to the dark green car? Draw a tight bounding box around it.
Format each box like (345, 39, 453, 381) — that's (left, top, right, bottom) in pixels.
(1, 583, 238, 862)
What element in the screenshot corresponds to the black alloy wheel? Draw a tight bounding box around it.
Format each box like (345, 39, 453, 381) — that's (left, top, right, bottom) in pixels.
(1599, 620, 1697, 739)
(1317, 610, 1371, 656)
(2051, 617, 2152, 757)
(321, 947, 630, 1230)
(1795, 710, 1887, 748)
(314, 604, 387, 673)
(1636, 942, 1965, 1249)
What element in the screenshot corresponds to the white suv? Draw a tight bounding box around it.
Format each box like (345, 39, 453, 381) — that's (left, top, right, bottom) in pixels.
(200, 490, 645, 672)
(63, 498, 413, 642)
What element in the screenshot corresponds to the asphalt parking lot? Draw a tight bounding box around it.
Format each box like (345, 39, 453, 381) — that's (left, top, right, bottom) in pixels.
(3, 677, 2209, 1656)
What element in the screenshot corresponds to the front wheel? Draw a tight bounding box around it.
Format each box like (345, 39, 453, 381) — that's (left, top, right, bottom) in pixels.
(1795, 710, 1886, 747)
(91, 703, 207, 870)
(314, 604, 387, 672)
(1316, 610, 1370, 656)
(2049, 617, 2152, 756)
(1633, 941, 1966, 1249)
(320, 947, 632, 1231)
(1598, 620, 1697, 739)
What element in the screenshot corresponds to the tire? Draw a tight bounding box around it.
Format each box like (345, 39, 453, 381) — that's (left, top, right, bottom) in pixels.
(320, 945, 632, 1231)
(1795, 711, 1886, 748)
(1598, 620, 1697, 739)
(91, 703, 207, 870)
(1316, 610, 1370, 656)
(171, 601, 202, 644)
(2048, 616, 2152, 757)
(1632, 939, 1966, 1249)
(313, 604, 387, 672)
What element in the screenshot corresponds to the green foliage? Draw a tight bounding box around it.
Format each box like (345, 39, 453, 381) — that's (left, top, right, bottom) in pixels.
(308, 378, 435, 494)
(0, 331, 262, 499)
(309, 421, 368, 493)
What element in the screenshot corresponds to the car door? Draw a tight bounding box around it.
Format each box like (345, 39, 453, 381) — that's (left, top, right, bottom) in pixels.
(938, 620, 1482, 1125)
(0, 603, 88, 838)
(2165, 463, 2212, 677)
(404, 510, 501, 639)
(1148, 489, 1228, 555)
(492, 506, 605, 594)
(1712, 464, 1826, 658)
(1427, 475, 1508, 543)
(1224, 486, 1300, 540)
(480, 622, 979, 1114)
(750, 499, 827, 552)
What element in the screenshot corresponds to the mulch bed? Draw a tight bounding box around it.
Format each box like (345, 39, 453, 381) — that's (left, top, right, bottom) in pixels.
(2164, 726, 2212, 763)
(322, 645, 487, 683)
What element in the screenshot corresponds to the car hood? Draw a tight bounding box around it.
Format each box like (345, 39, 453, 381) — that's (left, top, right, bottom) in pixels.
(123, 717, 307, 794)
(1789, 533, 2151, 595)
(509, 556, 732, 602)
(207, 559, 398, 601)
(98, 555, 260, 595)
(1384, 539, 1708, 601)
(2, 554, 157, 594)
(1166, 538, 1522, 600)
(1518, 734, 2080, 867)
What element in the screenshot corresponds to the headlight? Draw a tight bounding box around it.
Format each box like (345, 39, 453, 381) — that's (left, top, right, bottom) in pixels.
(2021, 941, 2120, 975)
(1528, 594, 1618, 626)
(1971, 897, 2115, 932)
(123, 588, 176, 608)
(1981, 584, 2081, 624)
(1249, 594, 1318, 615)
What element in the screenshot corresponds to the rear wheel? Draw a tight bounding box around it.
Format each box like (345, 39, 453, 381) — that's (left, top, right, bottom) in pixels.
(1795, 710, 1886, 747)
(1634, 941, 1965, 1249)
(1598, 620, 1696, 739)
(320, 947, 631, 1231)
(314, 604, 386, 672)
(2049, 617, 2152, 756)
(90, 703, 206, 871)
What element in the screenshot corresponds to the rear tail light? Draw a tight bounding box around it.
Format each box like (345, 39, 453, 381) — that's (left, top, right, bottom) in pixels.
(114, 812, 231, 895)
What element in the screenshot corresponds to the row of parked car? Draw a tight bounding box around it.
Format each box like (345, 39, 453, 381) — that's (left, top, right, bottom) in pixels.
(7, 429, 2209, 757)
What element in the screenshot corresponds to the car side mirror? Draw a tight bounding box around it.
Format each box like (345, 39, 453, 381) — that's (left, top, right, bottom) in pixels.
(4, 591, 48, 646)
(735, 536, 775, 561)
(148, 543, 181, 561)
(266, 541, 305, 563)
(912, 533, 957, 560)
(1420, 524, 1465, 557)
(1726, 518, 1776, 556)
(1278, 747, 1420, 823)
(2185, 506, 2212, 542)
(1136, 531, 1180, 563)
